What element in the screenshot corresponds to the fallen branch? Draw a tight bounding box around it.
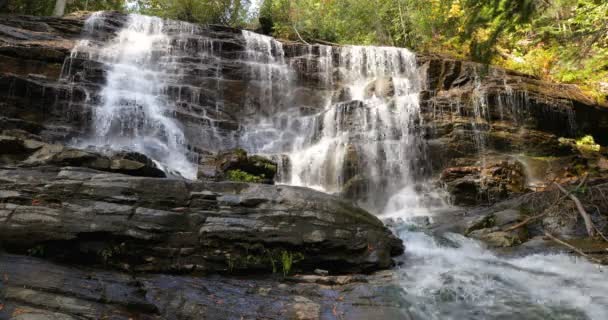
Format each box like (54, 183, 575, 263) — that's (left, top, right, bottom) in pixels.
(313, 38, 341, 46)
(554, 181, 595, 237)
(544, 231, 604, 264)
(575, 173, 589, 190)
(503, 212, 548, 232)
(503, 194, 568, 232)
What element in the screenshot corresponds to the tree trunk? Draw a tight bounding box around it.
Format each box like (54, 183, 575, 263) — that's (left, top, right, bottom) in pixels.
(52, 0, 67, 17)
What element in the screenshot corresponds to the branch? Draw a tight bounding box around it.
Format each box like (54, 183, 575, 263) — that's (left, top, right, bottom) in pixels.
(313, 38, 340, 46)
(292, 25, 309, 45)
(544, 231, 604, 264)
(503, 193, 569, 232)
(503, 212, 548, 232)
(553, 181, 595, 237)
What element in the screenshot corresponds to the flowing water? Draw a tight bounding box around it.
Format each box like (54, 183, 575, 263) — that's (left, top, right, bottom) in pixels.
(235, 31, 608, 319)
(68, 13, 607, 319)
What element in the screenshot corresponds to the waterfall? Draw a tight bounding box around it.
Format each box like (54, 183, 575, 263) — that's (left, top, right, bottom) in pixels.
(240, 39, 444, 213)
(64, 13, 224, 179)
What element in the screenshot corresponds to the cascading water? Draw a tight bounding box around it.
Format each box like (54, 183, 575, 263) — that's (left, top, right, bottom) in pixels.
(239, 37, 438, 213)
(65, 13, 204, 179)
(237, 30, 607, 319)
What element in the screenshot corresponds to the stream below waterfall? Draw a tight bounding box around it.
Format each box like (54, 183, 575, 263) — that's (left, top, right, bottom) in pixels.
(68, 13, 608, 320)
(392, 219, 607, 319)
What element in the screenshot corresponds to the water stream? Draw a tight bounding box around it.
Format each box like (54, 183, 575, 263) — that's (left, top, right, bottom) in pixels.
(69, 13, 607, 319)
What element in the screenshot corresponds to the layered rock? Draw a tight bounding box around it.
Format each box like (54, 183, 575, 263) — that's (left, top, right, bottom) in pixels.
(0, 165, 403, 274)
(0, 254, 413, 320)
(3, 12, 607, 207)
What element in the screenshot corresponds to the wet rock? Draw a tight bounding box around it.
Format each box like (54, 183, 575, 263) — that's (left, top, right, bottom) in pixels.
(0, 254, 413, 320)
(441, 158, 526, 206)
(198, 149, 277, 184)
(464, 214, 496, 235)
(364, 77, 395, 98)
(0, 166, 403, 274)
(15, 141, 166, 178)
(468, 228, 526, 248)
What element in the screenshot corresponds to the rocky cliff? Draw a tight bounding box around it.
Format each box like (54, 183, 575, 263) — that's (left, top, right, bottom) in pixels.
(2, 12, 607, 205)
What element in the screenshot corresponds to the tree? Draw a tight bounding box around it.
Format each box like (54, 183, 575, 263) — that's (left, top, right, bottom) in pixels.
(52, 0, 67, 16)
(134, 0, 252, 26)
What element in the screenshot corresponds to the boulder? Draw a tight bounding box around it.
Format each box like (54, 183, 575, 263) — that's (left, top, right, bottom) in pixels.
(468, 228, 527, 248)
(364, 77, 395, 98)
(198, 149, 277, 184)
(0, 166, 404, 274)
(21, 143, 167, 178)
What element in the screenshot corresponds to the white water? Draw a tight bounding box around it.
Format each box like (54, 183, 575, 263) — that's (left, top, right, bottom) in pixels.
(397, 227, 607, 319)
(239, 33, 446, 213)
(68, 14, 198, 179)
(236, 31, 607, 320)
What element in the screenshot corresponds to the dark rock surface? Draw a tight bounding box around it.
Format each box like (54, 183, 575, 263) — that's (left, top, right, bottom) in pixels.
(0, 254, 413, 320)
(0, 134, 166, 178)
(440, 157, 526, 205)
(0, 166, 403, 274)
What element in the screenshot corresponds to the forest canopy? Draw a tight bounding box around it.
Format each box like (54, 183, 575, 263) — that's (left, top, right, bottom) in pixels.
(1, 0, 606, 101)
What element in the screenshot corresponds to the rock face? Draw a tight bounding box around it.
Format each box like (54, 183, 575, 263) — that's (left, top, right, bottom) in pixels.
(2, 12, 607, 207)
(0, 134, 166, 177)
(0, 254, 413, 320)
(440, 157, 526, 205)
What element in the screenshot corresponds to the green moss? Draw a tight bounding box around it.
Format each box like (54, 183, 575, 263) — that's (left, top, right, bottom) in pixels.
(280, 251, 304, 276)
(27, 244, 45, 257)
(226, 169, 264, 183)
(224, 248, 304, 275)
(576, 135, 601, 152)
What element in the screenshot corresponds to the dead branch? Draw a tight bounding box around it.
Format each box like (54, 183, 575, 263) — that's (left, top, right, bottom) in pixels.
(292, 25, 309, 45)
(594, 224, 608, 243)
(544, 231, 604, 264)
(503, 212, 548, 232)
(313, 38, 341, 46)
(576, 173, 589, 190)
(554, 182, 595, 237)
(503, 194, 568, 232)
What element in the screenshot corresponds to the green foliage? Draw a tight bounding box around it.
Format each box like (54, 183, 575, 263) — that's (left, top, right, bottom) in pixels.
(280, 250, 304, 276)
(226, 169, 264, 183)
(224, 248, 304, 275)
(27, 244, 46, 257)
(1, 0, 126, 15)
(132, 0, 252, 26)
(576, 135, 601, 152)
(257, 0, 607, 101)
(98, 243, 124, 264)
